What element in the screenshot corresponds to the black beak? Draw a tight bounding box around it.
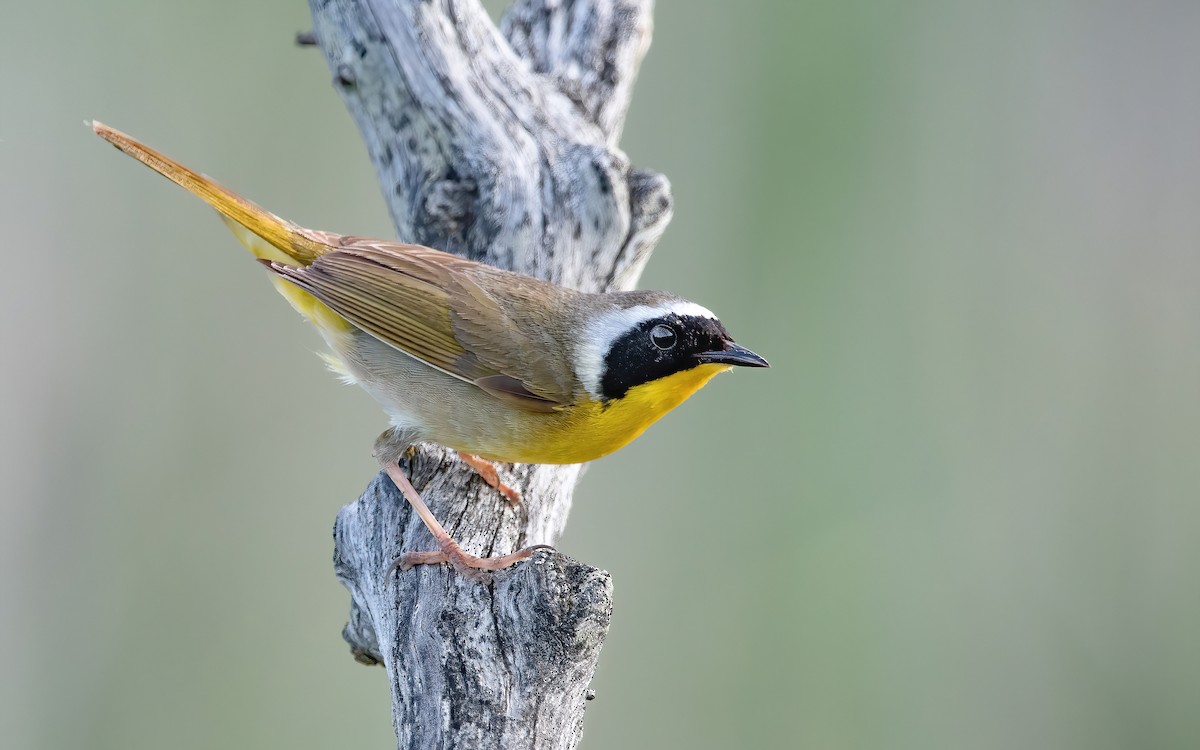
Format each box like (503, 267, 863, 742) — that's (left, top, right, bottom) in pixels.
(695, 341, 770, 368)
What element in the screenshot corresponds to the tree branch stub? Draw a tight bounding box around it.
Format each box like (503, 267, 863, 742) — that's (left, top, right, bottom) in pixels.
(307, 1, 669, 748)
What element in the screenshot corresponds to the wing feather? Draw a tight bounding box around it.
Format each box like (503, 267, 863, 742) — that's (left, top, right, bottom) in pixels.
(262, 243, 573, 409)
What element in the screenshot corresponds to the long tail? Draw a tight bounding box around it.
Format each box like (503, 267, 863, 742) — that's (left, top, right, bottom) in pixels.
(93, 121, 355, 344)
(92, 121, 327, 265)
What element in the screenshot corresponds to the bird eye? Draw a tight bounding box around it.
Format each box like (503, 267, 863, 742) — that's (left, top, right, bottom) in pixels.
(650, 324, 678, 350)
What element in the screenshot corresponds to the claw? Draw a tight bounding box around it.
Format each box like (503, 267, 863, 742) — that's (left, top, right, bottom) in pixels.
(380, 461, 551, 582)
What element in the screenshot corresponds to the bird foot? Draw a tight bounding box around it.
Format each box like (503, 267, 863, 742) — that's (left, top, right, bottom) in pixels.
(379, 460, 550, 582)
(388, 540, 555, 582)
(457, 452, 522, 505)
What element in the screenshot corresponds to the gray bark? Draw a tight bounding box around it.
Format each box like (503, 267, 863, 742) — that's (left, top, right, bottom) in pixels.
(305, 1, 670, 748)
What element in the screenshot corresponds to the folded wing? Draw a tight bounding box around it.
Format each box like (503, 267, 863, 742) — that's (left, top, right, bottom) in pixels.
(263, 241, 572, 412)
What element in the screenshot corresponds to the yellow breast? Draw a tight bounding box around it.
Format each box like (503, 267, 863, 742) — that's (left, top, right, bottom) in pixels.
(492, 363, 731, 464)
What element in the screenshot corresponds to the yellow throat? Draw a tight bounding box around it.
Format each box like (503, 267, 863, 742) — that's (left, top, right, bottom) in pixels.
(501, 363, 732, 465)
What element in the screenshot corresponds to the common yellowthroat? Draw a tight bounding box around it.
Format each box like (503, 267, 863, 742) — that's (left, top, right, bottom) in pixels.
(93, 122, 768, 575)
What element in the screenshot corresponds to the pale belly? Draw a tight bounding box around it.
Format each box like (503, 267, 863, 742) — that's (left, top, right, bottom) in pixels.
(334, 330, 729, 464)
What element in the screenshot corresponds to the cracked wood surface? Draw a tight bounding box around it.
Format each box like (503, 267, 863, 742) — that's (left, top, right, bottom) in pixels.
(306, 1, 669, 747)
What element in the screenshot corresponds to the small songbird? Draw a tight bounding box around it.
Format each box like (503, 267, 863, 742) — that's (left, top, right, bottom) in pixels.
(93, 122, 768, 575)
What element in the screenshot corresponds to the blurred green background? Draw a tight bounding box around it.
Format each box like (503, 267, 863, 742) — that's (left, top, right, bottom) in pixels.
(4, 1, 1199, 748)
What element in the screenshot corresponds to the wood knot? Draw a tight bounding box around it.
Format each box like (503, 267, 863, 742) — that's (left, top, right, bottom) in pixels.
(422, 177, 479, 241)
(335, 63, 357, 88)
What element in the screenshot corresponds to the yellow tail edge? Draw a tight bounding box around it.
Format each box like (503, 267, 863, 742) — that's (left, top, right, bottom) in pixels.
(91, 121, 326, 266)
(92, 121, 355, 341)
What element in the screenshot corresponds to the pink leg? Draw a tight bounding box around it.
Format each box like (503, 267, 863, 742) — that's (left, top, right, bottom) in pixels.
(456, 452, 522, 506)
(382, 462, 552, 580)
